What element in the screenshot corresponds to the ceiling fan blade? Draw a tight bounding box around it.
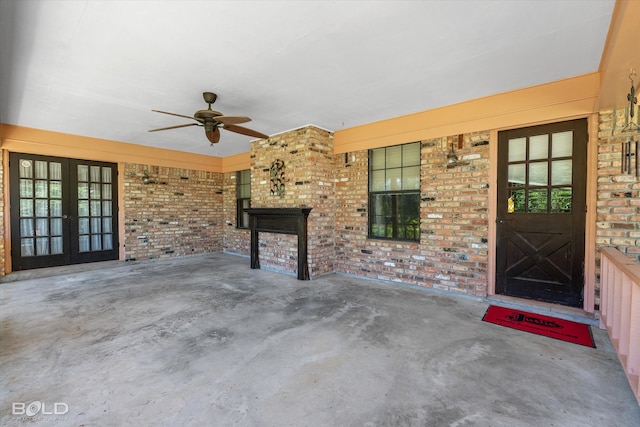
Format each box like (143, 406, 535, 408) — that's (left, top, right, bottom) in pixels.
(215, 115, 251, 125)
(151, 109, 196, 120)
(223, 124, 269, 139)
(148, 123, 200, 132)
(205, 128, 221, 144)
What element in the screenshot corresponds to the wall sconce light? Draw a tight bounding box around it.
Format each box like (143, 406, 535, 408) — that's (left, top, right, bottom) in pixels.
(621, 70, 639, 177)
(142, 170, 155, 185)
(446, 143, 459, 168)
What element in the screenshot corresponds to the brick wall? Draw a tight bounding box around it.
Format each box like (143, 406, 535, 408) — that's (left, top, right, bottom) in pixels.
(334, 132, 491, 297)
(123, 163, 223, 260)
(248, 126, 335, 277)
(596, 110, 640, 262)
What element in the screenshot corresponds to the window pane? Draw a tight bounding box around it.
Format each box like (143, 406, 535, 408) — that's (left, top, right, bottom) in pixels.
(508, 138, 526, 162)
(402, 166, 420, 190)
(102, 217, 112, 233)
(21, 238, 34, 256)
(387, 168, 402, 191)
(78, 218, 90, 234)
(90, 201, 101, 216)
(552, 131, 573, 158)
(102, 184, 112, 200)
(20, 219, 34, 237)
(20, 199, 34, 217)
(103, 234, 113, 250)
(386, 146, 402, 168)
(36, 218, 48, 237)
(91, 217, 102, 233)
(529, 162, 548, 186)
(529, 134, 549, 160)
(50, 218, 62, 235)
(20, 179, 33, 197)
(551, 187, 572, 213)
(370, 170, 385, 191)
(528, 189, 548, 213)
(35, 180, 48, 198)
(78, 165, 89, 182)
(509, 189, 526, 213)
(50, 199, 62, 217)
(51, 237, 63, 254)
(102, 167, 112, 183)
(508, 164, 526, 186)
(90, 166, 101, 182)
(19, 160, 33, 178)
(35, 161, 48, 179)
(79, 235, 90, 252)
(403, 143, 421, 166)
(78, 200, 89, 217)
(50, 181, 62, 198)
(91, 234, 102, 251)
(49, 162, 62, 180)
(551, 160, 572, 185)
(371, 148, 385, 170)
(36, 237, 49, 255)
(90, 183, 101, 199)
(78, 183, 89, 199)
(102, 201, 112, 216)
(35, 199, 48, 217)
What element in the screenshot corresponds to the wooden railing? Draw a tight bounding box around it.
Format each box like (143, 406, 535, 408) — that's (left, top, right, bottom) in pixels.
(600, 247, 640, 406)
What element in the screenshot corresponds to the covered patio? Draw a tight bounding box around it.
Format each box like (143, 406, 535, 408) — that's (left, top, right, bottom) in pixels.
(1, 253, 638, 426)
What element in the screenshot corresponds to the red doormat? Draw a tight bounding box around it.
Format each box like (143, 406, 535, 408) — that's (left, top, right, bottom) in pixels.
(482, 305, 595, 348)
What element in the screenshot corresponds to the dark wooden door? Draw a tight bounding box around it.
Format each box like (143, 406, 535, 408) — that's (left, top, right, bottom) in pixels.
(10, 153, 118, 270)
(496, 119, 587, 307)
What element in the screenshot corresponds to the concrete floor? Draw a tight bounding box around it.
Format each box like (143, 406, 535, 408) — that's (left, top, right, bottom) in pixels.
(1, 253, 638, 427)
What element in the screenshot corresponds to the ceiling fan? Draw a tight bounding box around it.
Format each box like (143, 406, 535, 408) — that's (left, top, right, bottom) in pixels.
(148, 92, 269, 144)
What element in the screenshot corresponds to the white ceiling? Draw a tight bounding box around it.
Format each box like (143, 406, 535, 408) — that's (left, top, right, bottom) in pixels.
(0, 0, 615, 158)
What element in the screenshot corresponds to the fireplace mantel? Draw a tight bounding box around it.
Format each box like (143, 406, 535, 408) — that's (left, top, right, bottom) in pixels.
(244, 208, 312, 280)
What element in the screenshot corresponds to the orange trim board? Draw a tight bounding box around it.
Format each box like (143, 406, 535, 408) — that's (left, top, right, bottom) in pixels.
(333, 73, 600, 154)
(0, 124, 223, 172)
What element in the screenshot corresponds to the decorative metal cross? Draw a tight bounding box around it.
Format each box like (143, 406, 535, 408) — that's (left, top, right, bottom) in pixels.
(628, 81, 637, 119)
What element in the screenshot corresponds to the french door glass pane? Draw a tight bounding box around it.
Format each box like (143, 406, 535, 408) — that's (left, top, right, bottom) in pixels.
(551, 160, 572, 185)
(20, 179, 32, 197)
(529, 135, 549, 160)
(51, 237, 63, 254)
(50, 181, 62, 198)
(21, 239, 34, 256)
(36, 218, 48, 236)
(35, 200, 48, 217)
(552, 131, 573, 158)
(78, 183, 89, 199)
(19, 160, 33, 178)
(35, 181, 48, 198)
(49, 162, 62, 180)
(35, 161, 47, 179)
(79, 235, 90, 252)
(91, 234, 102, 250)
(508, 164, 526, 185)
(102, 201, 112, 216)
(528, 190, 548, 213)
(529, 162, 548, 186)
(36, 237, 49, 255)
(102, 167, 112, 183)
(102, 184, 112, 199)
(90, 166, 101, 182)
(78, 200, 89, 216)
(79, 218, 89, 234)
(102, 218, 112, 233)
(91, 217, 101, 233)
(78, 165, 89, 182)
(50, 200, 62, 217)
(50, 218, 62, 235)
(90, 183, 101, 199)
(20, 200, 34, 217)
(103, 234, 113, 250)
(508, 138, 526, 162)
(20, 219, 33, 237)
(90, 201, 101, 216)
